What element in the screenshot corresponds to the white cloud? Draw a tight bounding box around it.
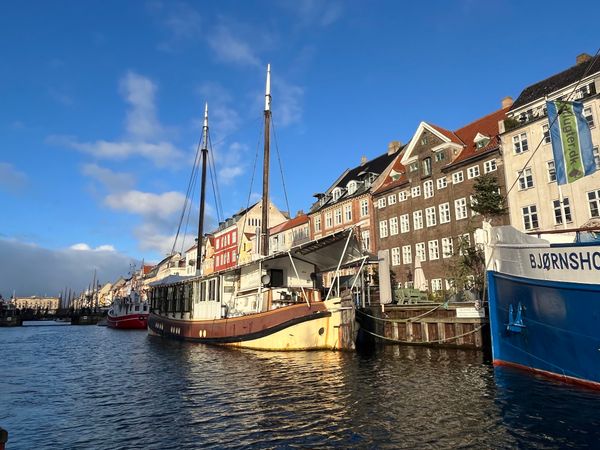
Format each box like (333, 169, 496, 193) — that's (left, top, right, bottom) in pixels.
(81, 163, 135, 192)
(281, 0, 343, 27)
(214, 141, 247, 185)
(0, 162, 28, 193)
(47, 72, 185, 168)
(104, 190, 186, 219)
(119, 71, 162, 139)
(274, 78, 304, 126)
(207, 24, 261, 67)
(70, 243, 116, 252)
(196, 82, 241, 138)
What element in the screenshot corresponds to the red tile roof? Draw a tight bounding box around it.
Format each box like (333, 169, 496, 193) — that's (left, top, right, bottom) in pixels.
(449, 106, 508, 166)
(373, 154, 409, 195)
(269, 214, 309, 234)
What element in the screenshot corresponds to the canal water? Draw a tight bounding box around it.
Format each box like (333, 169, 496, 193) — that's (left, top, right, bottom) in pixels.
(1, 323, 599, 449)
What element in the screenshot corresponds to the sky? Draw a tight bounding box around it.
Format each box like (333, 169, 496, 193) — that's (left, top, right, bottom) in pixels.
(0, 0, 599, 297)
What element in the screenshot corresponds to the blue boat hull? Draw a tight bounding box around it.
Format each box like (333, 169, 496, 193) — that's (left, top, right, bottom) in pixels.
(487, 271, 600, 388)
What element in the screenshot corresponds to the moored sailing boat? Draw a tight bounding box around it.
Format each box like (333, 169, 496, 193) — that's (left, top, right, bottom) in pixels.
(147, 65, 363, 350)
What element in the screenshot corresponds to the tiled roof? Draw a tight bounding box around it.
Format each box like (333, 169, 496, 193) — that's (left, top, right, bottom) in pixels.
(309, 148, 401, 213)
(269, 214, 309, 234)
(511, 55, 600, 109)
(373, 155, 409, 195)
(448, 107, 508, 166)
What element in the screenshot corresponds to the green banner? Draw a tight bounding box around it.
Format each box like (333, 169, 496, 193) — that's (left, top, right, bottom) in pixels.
(556, 101, 584, 183)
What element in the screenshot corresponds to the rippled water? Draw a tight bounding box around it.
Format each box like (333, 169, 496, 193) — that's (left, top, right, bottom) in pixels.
(1, 323, 600, 449)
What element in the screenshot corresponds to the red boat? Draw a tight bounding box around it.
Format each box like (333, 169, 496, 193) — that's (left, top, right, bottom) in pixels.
(107, 293, 149, 330)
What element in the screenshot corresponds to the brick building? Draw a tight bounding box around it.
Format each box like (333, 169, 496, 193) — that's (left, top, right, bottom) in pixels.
(372, 104, 510, 292)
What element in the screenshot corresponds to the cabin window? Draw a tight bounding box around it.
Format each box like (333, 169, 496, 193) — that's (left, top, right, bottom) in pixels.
(269, 269, 285, 287)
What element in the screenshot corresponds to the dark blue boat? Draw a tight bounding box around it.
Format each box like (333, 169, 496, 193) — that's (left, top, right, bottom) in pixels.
(486, 225, 600, 388)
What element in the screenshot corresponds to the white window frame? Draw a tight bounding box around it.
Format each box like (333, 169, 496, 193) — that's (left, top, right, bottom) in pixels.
(360, 199, 369, 217)
(388, 194, 397, 205)
(423, 180, 434, 199)
(588, 189, 600, 218)
(484, 159, 497, 173)
(442, 237, 453, 258)
(518, 167, 534, 190)
(415, 242, 426, 263)
(439, 203, 451, 224)
(428, 239, 439, 260)
(391, 247, 401, 266)
(377, 198, 386, 209)
(411, 186, 421, 197)
(553, 198, 572, 225)
(379, 220, 388, 238)
(522, 205, 539, 230)
(314, 216, 321, 232)
(400, 214, 410, 233)
(325, 211, 333, 228)
(413, 210, 423, 230)
(547, 161, 556, 183)
(455, 198, 468, 220)
(425, 206, 436, 227)
(389, 217, 399, 236)
(513, 132, 529, 154)
(467, 165, 480, 179)
(344, 204, 352, 222)
(452, 171, 464, 184)
(436, 177, 447, 189)
(402, 245, 412, 265)
(399, 191, 408, 202)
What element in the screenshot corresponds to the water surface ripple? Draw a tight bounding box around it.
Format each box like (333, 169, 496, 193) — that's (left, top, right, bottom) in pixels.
(1, 324, 599, 449)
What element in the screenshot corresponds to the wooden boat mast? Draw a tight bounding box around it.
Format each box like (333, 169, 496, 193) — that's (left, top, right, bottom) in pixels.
(261, 64, 271, 257)
(196, 103, 209, 274)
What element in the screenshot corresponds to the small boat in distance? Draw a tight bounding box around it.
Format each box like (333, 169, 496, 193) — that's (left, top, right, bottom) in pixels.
(485, 223, 600, 389)
(107, 291, 149, 330)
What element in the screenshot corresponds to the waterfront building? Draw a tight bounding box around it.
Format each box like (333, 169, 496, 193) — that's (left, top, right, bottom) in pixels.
(499, 53, 600, 232)
(269, 212, 310, 253)
(372, 103, 510, 291)
(308, 144, 402, 251)
(12, 296, 60, 313)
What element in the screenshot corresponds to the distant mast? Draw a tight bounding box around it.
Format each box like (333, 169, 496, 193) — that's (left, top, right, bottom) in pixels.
(261, 64, 271, 256)
(196, 103, 209, 274)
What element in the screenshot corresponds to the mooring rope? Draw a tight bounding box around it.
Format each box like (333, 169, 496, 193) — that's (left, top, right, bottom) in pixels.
(355, 303, 445, 323)
(360, 324, 486, 345)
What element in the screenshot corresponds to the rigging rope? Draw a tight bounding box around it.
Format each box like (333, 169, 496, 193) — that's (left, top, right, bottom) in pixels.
(270, 116, 291, 217)
(208, 131, 224, 223)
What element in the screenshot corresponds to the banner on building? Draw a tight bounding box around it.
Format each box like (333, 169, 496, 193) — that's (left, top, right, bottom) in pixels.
(546, 100, 596, 185)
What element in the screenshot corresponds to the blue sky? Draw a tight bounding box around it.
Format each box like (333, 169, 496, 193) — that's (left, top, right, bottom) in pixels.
(1, 0, 598, 297)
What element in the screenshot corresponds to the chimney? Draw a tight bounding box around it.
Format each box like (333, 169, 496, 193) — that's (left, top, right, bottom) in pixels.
(296, 210, 304, 217)
(387, 140, 402, 155)
(577, 53, 592, 65)
(360, 155, 367, 165)
(501, 96, 514, 109)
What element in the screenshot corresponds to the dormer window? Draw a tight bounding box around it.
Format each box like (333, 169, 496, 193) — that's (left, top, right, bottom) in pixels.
(364, 173, 377, 187)
(422, 157, 432, 176)
(474, 133, 490, 149)
(332, 187, 343, 201)
(347, 180, 358, 195)
(408, 162, 418, 173)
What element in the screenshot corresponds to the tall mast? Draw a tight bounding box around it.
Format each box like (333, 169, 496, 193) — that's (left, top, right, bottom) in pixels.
(261, 64, 271, 257)
(196, 103, 209, 274)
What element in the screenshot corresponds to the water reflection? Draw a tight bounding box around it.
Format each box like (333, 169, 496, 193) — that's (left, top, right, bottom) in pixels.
(1, 327, 599, 449)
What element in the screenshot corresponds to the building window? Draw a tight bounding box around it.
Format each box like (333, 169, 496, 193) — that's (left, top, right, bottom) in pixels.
(415, 242, 426, 262)
(361, 230, 370, 251)
(484, 160, 497, 173)
(436, 177, 447, 189)
(547, 161, 556, 183)
(431, 279, 443, 292)
(467, 166, 480, 179)
(388, 194, 397, 205)
(513, 132, 529, 154)
(391, 247, 401, 266)
(422, 157, 432, 176)
(314, 216, 321, 232)
(593, 147, 600, 170)
(360, 199, 369, 217)
(542, 124, 551, 144)
(400, 214, 410, 233)
(344, 204, 352, 222)
(402, 245, 412, 265)
(409, 162, 418, 172)
(439, 203, 451, 224)
(412, 186, 421, 197)
(399, 191, 408, 202)
(325, 211, 333, 228)
(470, 195, 479, 216)
(522, 205, 539, 230)
(379, 220, 388, 238)
(455, 198, 468, 220)
(413, 210, 423, 230)
(347, 181, 358, 195)
(389, 217, 399, 236)
(442, 237, 453, 258)
(588, 189, 600, 218)
(332, 188, 343, 201)
(424, 180, 434, 198)
(553, 198, 572, 224)
(452, 171, 464, 184)
(334, 208, 342, 225)
(518, 168, 534, 190)
(435, 151, 445, 162)
(377, 198, 386, 209)
(425, 206, 436, 227)
(428, 240, 439, 260)
(584, 106, 595, 128)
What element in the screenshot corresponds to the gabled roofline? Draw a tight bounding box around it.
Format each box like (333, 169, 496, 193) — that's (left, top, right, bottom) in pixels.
(400, 122, 454, 164)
